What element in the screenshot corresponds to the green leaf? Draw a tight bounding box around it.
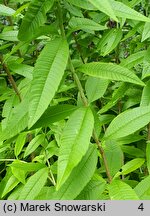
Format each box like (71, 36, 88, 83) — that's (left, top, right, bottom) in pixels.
(15, 132, 27, 157)
(142, 16, 150, 42)
(89, 0, 118, 22)
(114, 158, 145, 178)
(69, 17, 107, 31)
(108, 180, 139, 200)
(0, 99, 28, 142)
(134, 175, 150, 199)
(18, 0, 54, 41)
(98, 83, 128, 114)
(104, 106, 150, 140)
(0, 31, 18, 41)
(28, 38, 69, 128)
(53, 145, 97, 199)
(31, 105, 77, 129)
(85, 77, 108, 103)
(24, 134, 45, 158)
(78, 62, 145, 86)
(18, 167, 48, 200)
(2, 175, 20, 198)
(57, 107, 94, 189)
(76, 174, 106, 200)
(140, 80, 150, 107)
(110, 0, 150, 22)
(0, 4, 15, 16)
(66, 0, 95, 10)
(98, 29, 122, 56)
(104, 140, 123, 177)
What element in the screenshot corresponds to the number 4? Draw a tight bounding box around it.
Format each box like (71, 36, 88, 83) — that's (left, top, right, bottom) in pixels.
(138, 203, 144, 211)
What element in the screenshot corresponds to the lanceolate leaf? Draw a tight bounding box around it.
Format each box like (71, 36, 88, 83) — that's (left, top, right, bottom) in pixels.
(78, 62, 145, 86)
(69, 17, 107, 31)
(57, 107, 94, 190)
(110, 0, 150, 22)
(134, 175, 150, 199)
(28, 38, 69, 128)
(104, 106, 150, 140)
(89, 0, 118, 22)
(108, 180, 139, 200)
(18, 167, 48, 200)
(54, 145, 97, 199)
(66, 0, 95, 10)
(140, 80, 150, 107)
(18, 0, 54, 41)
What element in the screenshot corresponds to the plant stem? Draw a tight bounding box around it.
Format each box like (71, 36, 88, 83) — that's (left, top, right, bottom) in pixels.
(0, 54, 22, 102)
(57, 1, 112, 183)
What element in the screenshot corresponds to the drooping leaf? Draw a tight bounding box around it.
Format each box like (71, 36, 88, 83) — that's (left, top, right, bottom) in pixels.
(18, 167, 48, 200)
(0, 4, 15, 16)
(31, 105, 77, 129)
(98, 29, 122, 56)
(53, 145, 97, 199)
(57, 107, 94, 189)
(18, 0, 54, 41)
(28, 38, 69, 128)
(89, 0, 118, 22)
(104, 106, 150, 140)
(24, 134, 45, 158)
(69, 17, 107, 32)
(108, 180, 139, 200)
(85, 77, 109, 103)
(78, 62, 145, 86)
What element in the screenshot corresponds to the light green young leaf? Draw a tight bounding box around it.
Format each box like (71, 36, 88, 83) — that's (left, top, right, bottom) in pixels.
(78, 62, 145, 86)
(24, 134, 45, 158)
(89, 0, 118, 22)
(15, 132, 27, 157)
(142, 16, 150, 42)
(53, 145, 97, 199)
(108, 180, 139, 200)
(104, 106, 150, 140)
(134, 175, 150, 199)
(110, 0, 150, 22)
(18, 0, 54, 41)
(114, 158, 145, 178)
(0, 4, 15, 16)
(2, 175, 20, 198)
(57, 107, 94, 190)
(18, 167, 48, 200)
(28, 38, 69, 128)
(85, 77, 109, 103)
(98, 29, 122, 56)
(69, 17, 107, 31)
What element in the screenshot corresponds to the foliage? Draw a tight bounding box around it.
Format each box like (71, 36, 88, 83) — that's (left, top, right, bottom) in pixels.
(0, 0, 150, 200)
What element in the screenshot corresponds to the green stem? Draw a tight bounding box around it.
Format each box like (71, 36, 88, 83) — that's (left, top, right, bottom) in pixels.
(56, 1, 112, 183)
